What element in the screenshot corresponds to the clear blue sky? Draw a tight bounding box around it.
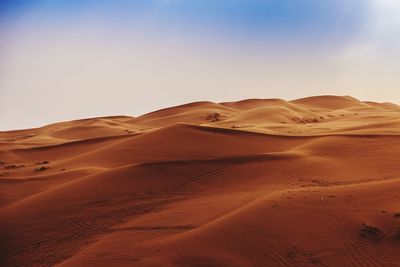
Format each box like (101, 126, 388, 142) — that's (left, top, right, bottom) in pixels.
(1, 0, 400, 130)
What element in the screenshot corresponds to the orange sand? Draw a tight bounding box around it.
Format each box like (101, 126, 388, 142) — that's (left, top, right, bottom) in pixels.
(1, 95, 400, 266)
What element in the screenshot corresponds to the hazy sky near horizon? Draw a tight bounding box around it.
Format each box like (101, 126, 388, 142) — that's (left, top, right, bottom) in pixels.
(1, 0, 400, 130)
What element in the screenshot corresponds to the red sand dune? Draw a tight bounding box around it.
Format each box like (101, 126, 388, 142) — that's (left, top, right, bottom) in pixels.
(1, 95, 400, 267)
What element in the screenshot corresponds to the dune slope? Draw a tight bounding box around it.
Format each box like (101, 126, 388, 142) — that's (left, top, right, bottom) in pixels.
(1, 95, 400, 267)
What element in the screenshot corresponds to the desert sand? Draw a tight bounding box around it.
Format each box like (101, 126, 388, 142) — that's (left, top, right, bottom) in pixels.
(1, 95, 400, 267)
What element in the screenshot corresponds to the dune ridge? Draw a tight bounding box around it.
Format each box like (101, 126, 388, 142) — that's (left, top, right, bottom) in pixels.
(1, 95, 400, 267)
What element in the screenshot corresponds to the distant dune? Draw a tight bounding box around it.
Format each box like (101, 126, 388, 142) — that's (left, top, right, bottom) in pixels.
(1, 95, 400, 267)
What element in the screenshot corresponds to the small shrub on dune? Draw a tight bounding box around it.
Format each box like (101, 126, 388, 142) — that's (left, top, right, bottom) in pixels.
(34, 166, 49, 172)
(360, 223, 382, 237)
(35, 161, 49, 165)
(204, 113, 222, 122)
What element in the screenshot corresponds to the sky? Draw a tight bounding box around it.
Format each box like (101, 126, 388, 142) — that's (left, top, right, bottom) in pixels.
(1, 0, 400, 130)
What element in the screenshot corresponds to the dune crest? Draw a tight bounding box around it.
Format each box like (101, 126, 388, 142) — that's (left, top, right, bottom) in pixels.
(1, 95, 400, 267)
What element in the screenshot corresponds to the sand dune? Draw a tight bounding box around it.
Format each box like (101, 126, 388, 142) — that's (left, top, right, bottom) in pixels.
(1, 95, 400, 267)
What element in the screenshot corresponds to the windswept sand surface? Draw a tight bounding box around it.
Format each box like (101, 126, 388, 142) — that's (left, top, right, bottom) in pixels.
(1, 95, 400, 267)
